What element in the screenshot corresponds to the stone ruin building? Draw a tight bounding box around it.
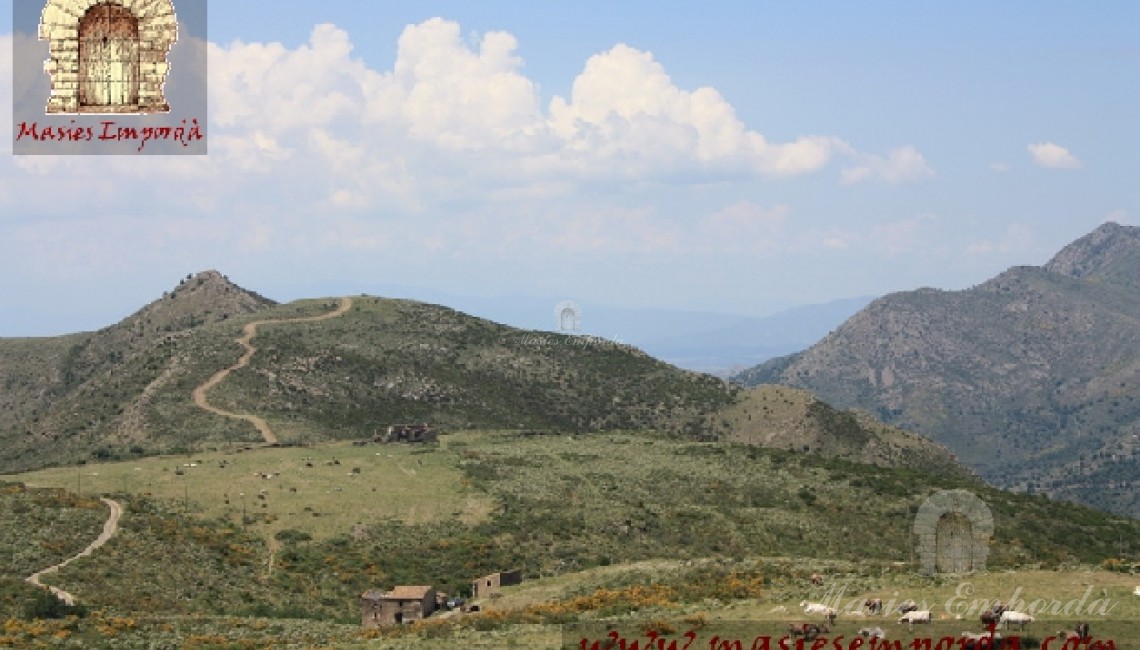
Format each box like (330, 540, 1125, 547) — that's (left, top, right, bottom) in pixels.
(374, 423, 436, 444)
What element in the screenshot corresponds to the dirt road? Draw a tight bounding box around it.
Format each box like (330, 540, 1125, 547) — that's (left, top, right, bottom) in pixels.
(191, 297, 354, 444)
(25, 497, 123, 606)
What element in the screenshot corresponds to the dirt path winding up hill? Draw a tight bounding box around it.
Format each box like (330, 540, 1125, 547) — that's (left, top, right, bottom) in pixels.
(25, 497, 123, 606)
(191, 297, 354, 445)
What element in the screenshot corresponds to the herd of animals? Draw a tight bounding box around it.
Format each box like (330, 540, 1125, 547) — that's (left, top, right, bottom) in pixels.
(788, 596, 1094, 646)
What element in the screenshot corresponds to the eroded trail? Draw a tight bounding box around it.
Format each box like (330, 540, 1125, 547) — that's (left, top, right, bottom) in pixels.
(25, 497, 123, 606)
(191, 297, 354, 444)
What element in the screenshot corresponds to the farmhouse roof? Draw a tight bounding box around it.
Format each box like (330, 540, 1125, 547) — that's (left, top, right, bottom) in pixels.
(385, 585, 434, 600)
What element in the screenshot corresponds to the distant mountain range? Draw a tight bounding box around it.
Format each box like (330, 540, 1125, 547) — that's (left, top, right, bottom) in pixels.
(336, 289, 872, 377)
(633, 296, 874, 376)
(734, 222, 1140, 517)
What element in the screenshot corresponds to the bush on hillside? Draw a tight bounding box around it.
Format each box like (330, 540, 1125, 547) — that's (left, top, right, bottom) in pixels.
(22, 590, 87, 620)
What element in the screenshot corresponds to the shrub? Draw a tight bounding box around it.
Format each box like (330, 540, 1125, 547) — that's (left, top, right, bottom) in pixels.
(22, 591, 87, 620)
(274, 529, 312, 543)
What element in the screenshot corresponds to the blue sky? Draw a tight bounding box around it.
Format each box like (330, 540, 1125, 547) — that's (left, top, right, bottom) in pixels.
(2, 2, 1137, 336)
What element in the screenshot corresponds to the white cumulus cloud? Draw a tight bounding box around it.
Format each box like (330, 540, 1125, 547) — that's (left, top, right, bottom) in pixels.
(0, 19, 939, 279)
(1028, 141, 1081, 169)
(383, 18, 548, 151)
(548, 44, 844, 177)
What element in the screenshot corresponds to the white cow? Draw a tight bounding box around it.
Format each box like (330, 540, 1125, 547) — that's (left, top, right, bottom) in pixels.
(999, 610, 1034, 630)
(898, 610, 931, 625)
(800, 601, 831, 615)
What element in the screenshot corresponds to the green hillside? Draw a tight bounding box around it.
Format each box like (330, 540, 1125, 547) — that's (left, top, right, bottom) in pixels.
(0, 292, 734, 472)
(11, 432, 1139, 607)
(711, 385, 974, 480)
(1, 270, 962, 481)
(4, 430, 1139, 647)
(0, 483, 107, 620)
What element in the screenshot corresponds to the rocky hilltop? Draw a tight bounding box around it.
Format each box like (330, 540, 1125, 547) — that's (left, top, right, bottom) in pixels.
(0, 271, 275, 439)
(734, 222, 1140, 516)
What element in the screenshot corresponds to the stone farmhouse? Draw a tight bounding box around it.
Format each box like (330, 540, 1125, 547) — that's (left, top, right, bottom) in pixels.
(471, 569, 523, 599)
(360, 585, 436, 627)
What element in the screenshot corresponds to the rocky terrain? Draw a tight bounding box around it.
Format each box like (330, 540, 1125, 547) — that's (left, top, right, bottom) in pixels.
(735, 222, 1140, 516)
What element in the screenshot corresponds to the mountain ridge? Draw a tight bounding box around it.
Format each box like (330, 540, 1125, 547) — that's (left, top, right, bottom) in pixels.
(0, 270, 276, 438)
(0, 271, 964, 481)
(1044, 221, 1140, 283)
(733, 222, 1140, 516)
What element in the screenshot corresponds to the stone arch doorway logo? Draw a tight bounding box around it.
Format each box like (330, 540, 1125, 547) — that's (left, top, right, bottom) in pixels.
(39, 0, 178, 114)
(913, 489, 993, 575)
(554, 300, 581, 332)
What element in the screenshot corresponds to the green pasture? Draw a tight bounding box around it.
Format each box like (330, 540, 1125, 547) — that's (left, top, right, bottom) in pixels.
(357, 565, 1140, 649)
(5, 438, 493, 542)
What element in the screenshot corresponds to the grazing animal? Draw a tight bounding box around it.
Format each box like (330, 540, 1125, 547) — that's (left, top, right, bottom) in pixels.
(1133, 586, 1140, 596)
(898, 610, 932, 625)
(960, 631, 1002, 649)
(810, 573, 824, 586)
(800, 601, 831, 615)
(980, 603, 1008, 626)
(897, 599, 919, 614)
(864, 598, 883, 615)
(999, 610, 1034, 631)
(788, 623, 829, 640)
(858, 627, 886, 640)
(1056, 622, 1090, 641)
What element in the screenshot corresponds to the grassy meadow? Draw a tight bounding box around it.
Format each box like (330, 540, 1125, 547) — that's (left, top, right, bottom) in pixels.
(6, 439, 493, 543)
(3, 431, 1139, 648)
(310, 562, 1140, 648)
